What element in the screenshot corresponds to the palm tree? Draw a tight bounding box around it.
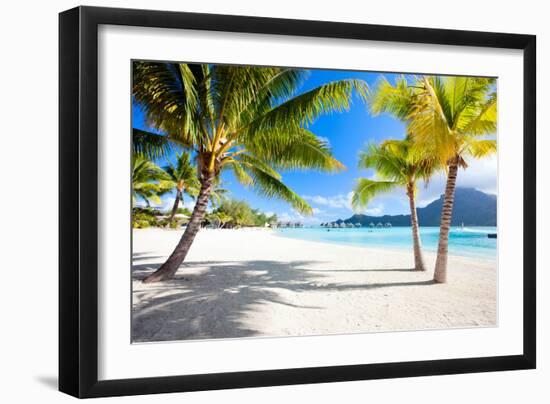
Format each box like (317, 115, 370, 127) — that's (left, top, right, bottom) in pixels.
(352, 139, 437, 271)
(133, 62, 367, 282)
(132, 156, 172, 207)
(408, 76, 497, 283)
(162, 152, 200, 225)
(208, 180, 229, 209)
(133, 128, 172, 160)
(211, 211, 232, 228)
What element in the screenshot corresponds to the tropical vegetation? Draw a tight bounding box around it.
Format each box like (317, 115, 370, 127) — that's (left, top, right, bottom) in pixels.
(131, 156, 172, 207)
(363, 75, 496, 282)
(131, 63, 497, 285)
(408, 76, 497, 282)
(352, 139, 438, 271)
(161, 151, 200, 226)
(207, 199, 277, 229)
(133, 62, 368, 282)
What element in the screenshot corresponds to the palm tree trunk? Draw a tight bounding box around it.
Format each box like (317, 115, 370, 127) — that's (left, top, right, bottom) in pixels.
(407, 182, 426, 271)
(143, 173, 214, 283)
(433, 161, 459, 283)
(167, 191, 181, 225)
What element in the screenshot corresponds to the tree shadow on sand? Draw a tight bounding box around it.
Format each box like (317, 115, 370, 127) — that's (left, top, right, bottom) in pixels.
(131, 258, 435, 343)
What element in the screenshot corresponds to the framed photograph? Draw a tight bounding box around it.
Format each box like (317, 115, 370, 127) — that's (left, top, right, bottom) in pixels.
(59, 6, 536, 398)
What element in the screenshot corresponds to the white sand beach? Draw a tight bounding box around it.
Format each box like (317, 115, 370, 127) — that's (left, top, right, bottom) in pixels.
(132, 228, 496, 342)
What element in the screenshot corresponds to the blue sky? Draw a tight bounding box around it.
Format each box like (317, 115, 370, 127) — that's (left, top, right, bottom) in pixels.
(133, 68, 497, 224)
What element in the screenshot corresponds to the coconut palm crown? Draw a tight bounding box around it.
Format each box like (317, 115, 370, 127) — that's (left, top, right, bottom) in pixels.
(132, 155, 172, 207)
(352, 139, 438, 271)
(133, 62, 368, 282)
(410, 76, 497, 282)
(162, 151, 201, 225)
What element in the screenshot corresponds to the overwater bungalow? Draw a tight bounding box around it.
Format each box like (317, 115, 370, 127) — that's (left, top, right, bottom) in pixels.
(346, 223, 354, 228)
(376, 222, 383, 228)
(354, 223, 361, 228)
(385, 222, 392, 228)
(339, 223, 346, 228)
(369, 222, 375, 228)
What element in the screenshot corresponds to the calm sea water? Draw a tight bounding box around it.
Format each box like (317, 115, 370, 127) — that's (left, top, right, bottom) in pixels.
(275, 226, 497, 260)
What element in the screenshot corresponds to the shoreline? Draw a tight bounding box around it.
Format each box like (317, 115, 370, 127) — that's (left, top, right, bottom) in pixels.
(269, 228, 497, 265)
(132, 227, 497, 342)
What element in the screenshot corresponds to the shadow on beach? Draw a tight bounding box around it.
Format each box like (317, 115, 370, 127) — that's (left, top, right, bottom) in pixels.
(131, 255, 435, 343)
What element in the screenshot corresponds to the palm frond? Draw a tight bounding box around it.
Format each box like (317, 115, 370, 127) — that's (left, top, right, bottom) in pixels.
(358, 142, 408, 181)
(132, 155, 172, 206)
(408, 77, 456, 166)
(460, 92, 497, 135)
(243, 79, 369, 134)
(161, 151, 201, 198)
(133, 62, 365, 215)
(406, 75, 497, 167)
(462, 138, 497, 158)
(132, 128, 172, 160)
(368, 75, 417, 119)
(228, 160, 254, 186)
(242, 128, 344, 172)
(244, 165, 312, 214)
(351, 179, 399, 210)
(132, 62, 201, 146)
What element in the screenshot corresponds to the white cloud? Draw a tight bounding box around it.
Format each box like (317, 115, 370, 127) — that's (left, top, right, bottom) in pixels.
(299, 154, 496, 217)
(159, 196, 175, 211)
(416, 155, 497, 208)
(303, 192, 354, 210)
(277, 206, 328, 225)
(181, 199, 197, 211)
(457, 155, 497, 194)
(278, 211, 302, 223)
(363, 205, 384, 216)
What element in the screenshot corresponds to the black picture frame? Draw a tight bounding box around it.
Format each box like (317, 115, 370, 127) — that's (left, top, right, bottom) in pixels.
(59, 5, 536, 398)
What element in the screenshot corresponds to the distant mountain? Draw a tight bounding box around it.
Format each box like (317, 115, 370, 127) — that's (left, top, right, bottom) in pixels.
(333, 187, 496, 227)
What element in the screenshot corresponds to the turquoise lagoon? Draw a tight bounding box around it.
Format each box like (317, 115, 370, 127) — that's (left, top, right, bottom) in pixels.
(275, 226, 497, 260)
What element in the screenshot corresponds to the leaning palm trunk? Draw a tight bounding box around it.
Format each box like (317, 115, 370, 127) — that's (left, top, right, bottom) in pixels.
(167, 190, 182, 225)
(407, 183, 426, 271)
(433, 161, 459, 283)
(143, 174, 214, 283)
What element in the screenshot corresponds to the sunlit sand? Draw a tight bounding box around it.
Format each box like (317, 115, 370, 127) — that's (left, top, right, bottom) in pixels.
(132, 228, 496, 342)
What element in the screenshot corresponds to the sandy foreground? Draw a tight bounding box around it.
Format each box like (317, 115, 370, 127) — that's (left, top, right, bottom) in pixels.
(132, 228, 496, 342)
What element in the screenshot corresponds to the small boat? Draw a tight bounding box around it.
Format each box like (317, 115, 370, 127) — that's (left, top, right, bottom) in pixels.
(487, 233, 497, 239)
